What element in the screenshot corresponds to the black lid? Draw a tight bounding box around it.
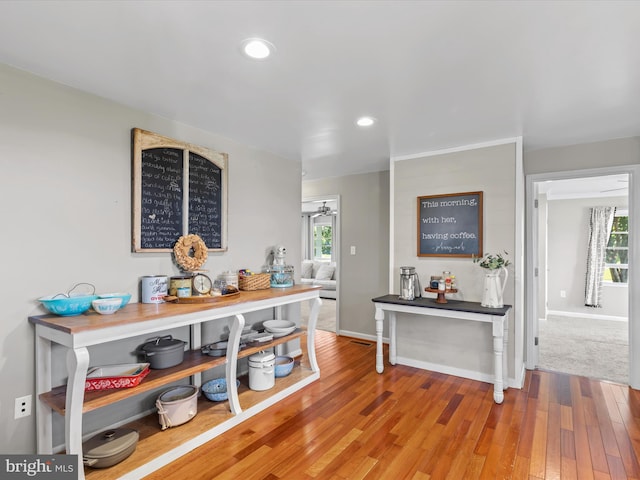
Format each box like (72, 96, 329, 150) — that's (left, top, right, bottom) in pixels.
(142, 335, 185, 352)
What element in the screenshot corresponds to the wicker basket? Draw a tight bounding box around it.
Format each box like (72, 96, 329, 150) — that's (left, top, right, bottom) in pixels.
(238, 273, 271, 291)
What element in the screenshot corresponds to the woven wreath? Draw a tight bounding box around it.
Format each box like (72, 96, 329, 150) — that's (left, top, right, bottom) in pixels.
(173, 234, 208, 271)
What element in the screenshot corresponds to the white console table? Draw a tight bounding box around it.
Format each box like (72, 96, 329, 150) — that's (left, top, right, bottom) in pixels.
(29, 285, 321, 480)
(372, 295, 511, 404)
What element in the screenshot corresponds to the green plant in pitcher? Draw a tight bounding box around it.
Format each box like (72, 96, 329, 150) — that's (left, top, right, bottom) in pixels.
(472, 251, 510, 270)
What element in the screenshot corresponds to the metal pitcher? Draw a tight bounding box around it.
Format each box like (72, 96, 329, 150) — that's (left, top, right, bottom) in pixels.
(400, 266, 421, 300)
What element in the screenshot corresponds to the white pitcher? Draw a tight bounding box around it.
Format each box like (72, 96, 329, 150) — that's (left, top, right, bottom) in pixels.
(481, 266, 508, 308)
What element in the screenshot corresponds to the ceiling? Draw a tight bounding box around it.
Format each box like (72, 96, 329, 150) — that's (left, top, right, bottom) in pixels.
(539, 174, 629, 200)
(1, 1, 639, 181)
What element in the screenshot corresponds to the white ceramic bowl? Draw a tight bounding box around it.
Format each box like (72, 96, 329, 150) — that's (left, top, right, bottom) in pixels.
(262, 320, 296, 332)
(98, 292, 132, 309)
(92, 297, 122, 315)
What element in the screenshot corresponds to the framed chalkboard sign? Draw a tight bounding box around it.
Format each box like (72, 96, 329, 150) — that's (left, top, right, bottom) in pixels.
(132, 128, 228, 252)
(417, 191, 483, 257)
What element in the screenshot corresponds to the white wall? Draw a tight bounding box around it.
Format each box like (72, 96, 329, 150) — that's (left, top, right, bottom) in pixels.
(302, 171, 390, 338)
(0, 64, 302, 453)
(392, 142, 518, 380)
(525, 137, 640, 174)
(546, 196, 628, 317)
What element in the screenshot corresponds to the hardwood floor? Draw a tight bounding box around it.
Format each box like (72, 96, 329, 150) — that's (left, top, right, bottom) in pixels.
(144, 330, 640, 480)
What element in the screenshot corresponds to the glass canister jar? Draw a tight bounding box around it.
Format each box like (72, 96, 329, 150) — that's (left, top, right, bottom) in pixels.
(269, 265, 294, 288)
(218, 271, 239, 289)
(169, 275, 192, 296)
(442, 271, 452, 291)
(399, 266, 416, 300)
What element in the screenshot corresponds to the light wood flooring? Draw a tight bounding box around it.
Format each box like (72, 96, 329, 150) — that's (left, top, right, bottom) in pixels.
(144, 330, 640, 480)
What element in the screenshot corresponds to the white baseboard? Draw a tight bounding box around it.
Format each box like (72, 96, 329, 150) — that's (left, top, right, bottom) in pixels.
(395, 357, 519, 390)
(396, 356, 495, 384)
(547, 309, 627, 322)
(334, 331, 520, 390)
(336, 330, 382, 343)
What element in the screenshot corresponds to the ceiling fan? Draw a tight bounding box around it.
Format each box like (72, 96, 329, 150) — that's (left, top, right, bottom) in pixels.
(601, 178, 629, 193)
(311, 201, 336, 218)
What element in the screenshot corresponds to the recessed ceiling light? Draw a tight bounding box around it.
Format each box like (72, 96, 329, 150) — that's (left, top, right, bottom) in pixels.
(241, 38, 275, 59)
(356, 116, 376, 127)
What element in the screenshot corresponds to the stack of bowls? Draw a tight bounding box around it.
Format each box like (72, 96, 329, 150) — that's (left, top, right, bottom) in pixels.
(262, 320, 296, 338)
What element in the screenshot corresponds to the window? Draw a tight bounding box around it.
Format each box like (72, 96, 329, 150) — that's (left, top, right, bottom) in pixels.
(604, 210, 628, 284)
(313, 224, 333, 260)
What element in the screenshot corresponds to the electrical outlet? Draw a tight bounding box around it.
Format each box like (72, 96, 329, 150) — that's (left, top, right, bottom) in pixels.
(14, 395, 32, 419)
(560, 290, 567, 298)
(350, 246, 356, 255)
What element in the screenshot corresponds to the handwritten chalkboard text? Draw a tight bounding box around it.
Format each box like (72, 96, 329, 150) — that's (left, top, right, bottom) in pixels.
(133, 128, 228, 252)
(417, 192, 483, 257)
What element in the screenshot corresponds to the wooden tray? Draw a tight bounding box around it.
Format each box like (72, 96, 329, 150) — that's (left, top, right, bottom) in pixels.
(163, 292, 240, 303)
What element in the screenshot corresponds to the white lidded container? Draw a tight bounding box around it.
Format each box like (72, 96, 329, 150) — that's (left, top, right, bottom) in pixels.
(248, 351, 275, 391)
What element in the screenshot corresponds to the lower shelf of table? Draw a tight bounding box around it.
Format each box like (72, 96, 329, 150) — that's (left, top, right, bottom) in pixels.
(41, 329, 306, 415)
(84, 364, 318, 480)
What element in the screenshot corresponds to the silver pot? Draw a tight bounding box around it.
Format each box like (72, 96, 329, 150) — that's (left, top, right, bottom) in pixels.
(82, 428, 138, 468)
(139, 335, 186, 369)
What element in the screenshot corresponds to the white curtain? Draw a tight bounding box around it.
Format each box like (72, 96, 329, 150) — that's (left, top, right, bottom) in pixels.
(584, 206, 615, 307)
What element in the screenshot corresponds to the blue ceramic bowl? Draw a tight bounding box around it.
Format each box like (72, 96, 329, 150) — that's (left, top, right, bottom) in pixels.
(274, 356, 294, 378)
(201, 378, 240, 402)
(39, 294, 98, 316)
(98, 292, 132, 309)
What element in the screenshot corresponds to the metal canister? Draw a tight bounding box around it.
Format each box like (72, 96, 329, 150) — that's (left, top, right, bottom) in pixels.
(141, 275, 168, 304)
(169, 276, 192, 296)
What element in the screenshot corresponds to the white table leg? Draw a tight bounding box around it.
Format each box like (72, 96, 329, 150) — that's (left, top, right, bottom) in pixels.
(307, 297, 321, 373)
(35, 328, 53, 454)
(389, 311, 397, 366)
(492, 316, 505, 404)
(66, 347, 90, 479)
(375, 307, 385, 373)
(503, 314, 509, 390)
(226, 314, 245, 414)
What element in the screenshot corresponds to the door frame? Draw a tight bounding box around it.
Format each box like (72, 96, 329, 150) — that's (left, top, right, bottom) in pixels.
(525, 165, 640, 388)
(302, 194, 340, 334)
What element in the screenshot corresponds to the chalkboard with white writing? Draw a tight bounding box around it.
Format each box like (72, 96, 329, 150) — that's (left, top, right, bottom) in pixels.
(189, 152, 223, 249)
(132, 128, 228, 252)
(139, 148, 184, 249)
(417, 191, 483, 257)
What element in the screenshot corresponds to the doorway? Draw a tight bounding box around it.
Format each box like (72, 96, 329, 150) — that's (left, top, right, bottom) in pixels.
(526, 167, 639, 387)
(301, 195, 340, 333)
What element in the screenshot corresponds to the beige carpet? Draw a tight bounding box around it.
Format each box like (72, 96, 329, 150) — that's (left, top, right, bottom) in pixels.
(301, 298, 336, 332)
(538, 314, 628, 384)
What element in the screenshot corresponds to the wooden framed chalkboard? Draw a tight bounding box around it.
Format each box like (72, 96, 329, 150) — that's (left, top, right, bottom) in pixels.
(132, 128, 228, 252)
(417, 191, 483, 257)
